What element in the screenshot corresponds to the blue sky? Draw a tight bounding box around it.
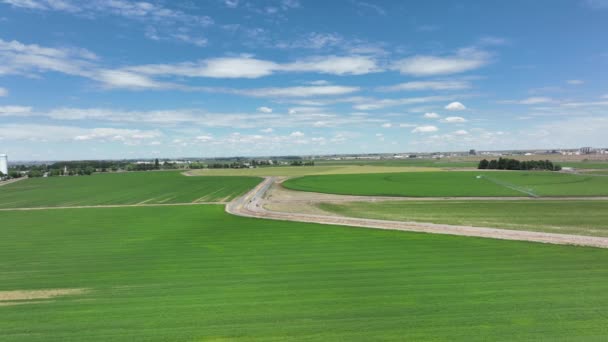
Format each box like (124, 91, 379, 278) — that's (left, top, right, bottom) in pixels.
(0, 0, 607, 160)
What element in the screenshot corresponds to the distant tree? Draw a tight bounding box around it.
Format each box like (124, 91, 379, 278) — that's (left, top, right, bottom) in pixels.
(478, 159, 489, 169)
(154, 158, 160, 169)
(488, 160, 498, 169)
(29, 170, 43, 178)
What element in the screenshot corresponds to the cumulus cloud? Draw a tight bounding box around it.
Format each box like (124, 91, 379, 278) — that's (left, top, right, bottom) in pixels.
(412, 125, 438, 133)
(260, 128, 274, 133)
(257, 106, 273, 113)
(381, 123, 392, 128)
(454, 129, 469, 135)
(567, 79, 584, 85)
(391, 48, 490, 76)
(441, 116, 467, 123)
(378, 80, 471, 92)
(423, 112, 440, 119)
(445, 101, 466, 111)
(290, 131, 305, 137)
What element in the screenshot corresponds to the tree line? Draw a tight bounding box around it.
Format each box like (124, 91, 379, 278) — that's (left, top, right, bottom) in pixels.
(478, 158, 562, 171)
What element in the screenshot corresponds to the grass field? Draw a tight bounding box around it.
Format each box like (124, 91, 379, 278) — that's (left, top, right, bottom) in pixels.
(2, 205, 608, 341)
(283, 171, 608, 197)
(188, 165, 438, 177)
(318, 200, 608, 237)
(0, 172, 260, 208)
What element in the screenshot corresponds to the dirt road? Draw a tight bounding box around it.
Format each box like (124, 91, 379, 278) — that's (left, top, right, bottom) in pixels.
(227, 177, 608, 249)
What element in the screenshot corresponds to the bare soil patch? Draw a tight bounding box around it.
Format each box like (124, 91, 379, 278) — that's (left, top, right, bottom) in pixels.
(0, 288, 89, 306)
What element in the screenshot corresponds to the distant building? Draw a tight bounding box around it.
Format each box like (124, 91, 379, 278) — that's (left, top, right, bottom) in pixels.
(0, 154, 8, 176)
(469, 149, 477, 156)
(580, 147, 593, 154)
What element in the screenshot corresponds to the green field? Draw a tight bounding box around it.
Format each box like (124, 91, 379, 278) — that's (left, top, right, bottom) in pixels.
(2, 205, 608, 341)
(0, 172, 260, 208)
(188, 165, 437, 177)
(284, 171, 608, 197)
(319, 200, 608, 237)
(314, 159, 478, 168)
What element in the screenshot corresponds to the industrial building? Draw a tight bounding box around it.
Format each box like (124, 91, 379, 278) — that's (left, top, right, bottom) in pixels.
(0, 154, 8, 176)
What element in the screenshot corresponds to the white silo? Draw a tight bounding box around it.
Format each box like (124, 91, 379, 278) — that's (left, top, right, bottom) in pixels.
(0, 154, 7, 176)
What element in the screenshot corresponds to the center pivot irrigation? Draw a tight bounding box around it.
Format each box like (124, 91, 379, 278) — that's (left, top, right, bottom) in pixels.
(477, 175, 539, 198)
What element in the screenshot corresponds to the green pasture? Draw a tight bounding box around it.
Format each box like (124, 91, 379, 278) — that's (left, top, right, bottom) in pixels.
(0, 172, 260, 208)
(283, 171, 608, 197)
(2, 205, 608, 341)
(319, 200, 608, 237)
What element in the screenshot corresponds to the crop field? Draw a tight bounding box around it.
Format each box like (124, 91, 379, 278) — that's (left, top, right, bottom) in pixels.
(318, 200, 608, 237)
(283, 171, 608, 197)
(2, 205, 608, 341)
(0, 172, 260, 208)
(188, 165, 438, 177)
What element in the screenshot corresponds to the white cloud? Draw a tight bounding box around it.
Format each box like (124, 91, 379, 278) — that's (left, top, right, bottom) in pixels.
(224, 0, 239, 8)
(454, 130, 469, 135)
(501, 97, 554, 105)
(96, 69, 169, 89)
(3, 1, 213, 25)
(126, 55, 379, 80)
(392, 48, 490, 76)
(195, 135, 214, 142)
(73, 128, 161, 143)
(423, 112, 440, 119)
(260, 128, 274, 133)
(445, 101, 466, 111)
(290, 131, 305, 137)
(281, 55, 380, 75)
(306, 80, 330, 85)
(441, 116, 467, 123)
(2, 1, 213, 46)
(0, 87, 7, 96)
(0, 105, 32, 116)
(128, 57, 278, 79)
(560, 100, 608, 107)
(352, 95, 455, 111)
(240, 85, 360, 98)
(412, 125, 438, 133)
(381, 123, 392, 128)
(257, 106, 273, 113)
(0, 38, 97, 77)
(378, 80, 471, 92)
(567, 79, 584, 85)
(399, 123, 416, 128)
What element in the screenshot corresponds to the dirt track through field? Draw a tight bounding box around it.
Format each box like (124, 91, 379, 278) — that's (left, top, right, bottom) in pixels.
(227, 177, 608, 249)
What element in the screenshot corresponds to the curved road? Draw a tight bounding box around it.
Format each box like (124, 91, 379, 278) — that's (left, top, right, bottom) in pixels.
(227, 177, 608, 249)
